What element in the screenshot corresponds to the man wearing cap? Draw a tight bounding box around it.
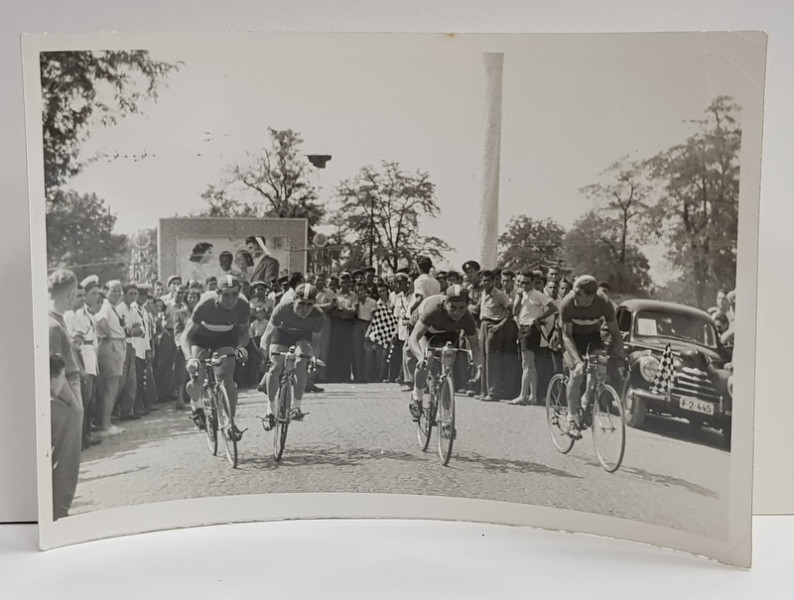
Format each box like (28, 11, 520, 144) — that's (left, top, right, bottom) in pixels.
(559, 275, 625, 439)
(258, 283, 324, 428)
(407, 285, 484, 431)
(462, 260, 483, 316)
(327, 272, 357, 382)
(48, 269, 84, 519)
(247, 236, 280, 288)
(352, 281, 379, 382)
(182, 275, 250, 441)
(64, 275, 102, 448)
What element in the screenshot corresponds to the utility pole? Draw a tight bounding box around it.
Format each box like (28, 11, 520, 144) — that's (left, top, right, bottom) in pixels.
(478, 52, 504, 268)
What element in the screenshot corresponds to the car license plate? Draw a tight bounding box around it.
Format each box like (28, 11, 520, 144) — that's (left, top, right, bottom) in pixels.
(679, 397, 714, 415)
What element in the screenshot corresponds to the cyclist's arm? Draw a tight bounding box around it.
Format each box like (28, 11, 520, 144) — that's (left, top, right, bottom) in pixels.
(235, 323, 250, 351)
(537, 301, 558, 322)
(311, 331, 322, 356)
(181, 320, 202, 359)
(408, 320, 429, 361)
(260, 319, 277, 351)
(561, 321, 582, 367)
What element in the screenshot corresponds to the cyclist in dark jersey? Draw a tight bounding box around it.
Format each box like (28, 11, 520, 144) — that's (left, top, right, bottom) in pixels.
(258, 283, 324, 429)
(182, 274, 250, 441)
(558, 275, 625, 439)
(407, 284, 484, 422)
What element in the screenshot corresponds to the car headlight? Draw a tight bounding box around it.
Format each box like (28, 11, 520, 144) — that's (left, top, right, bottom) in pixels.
(638, 355, 661, 382)
(727, 375, 733, 398)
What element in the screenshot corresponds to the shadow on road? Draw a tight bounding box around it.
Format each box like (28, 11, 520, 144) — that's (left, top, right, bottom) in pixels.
(451, 453, 580, 478)
(238, 445, 425, 469)
(612, 464, 719, 498)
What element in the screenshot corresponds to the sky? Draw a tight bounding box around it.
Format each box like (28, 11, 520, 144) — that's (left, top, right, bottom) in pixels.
(64, 32, 764, 279)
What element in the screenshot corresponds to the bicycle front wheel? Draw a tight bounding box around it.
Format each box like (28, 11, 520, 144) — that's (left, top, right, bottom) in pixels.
(217, 384, 238, 468)
(436, 376, 455, 465)
(273, 379, 292, 462)
(416, 373, 435, 451)
(546, 374, 574, 454)
(200, 387, 218, 456)
(591, 384, 625, 472)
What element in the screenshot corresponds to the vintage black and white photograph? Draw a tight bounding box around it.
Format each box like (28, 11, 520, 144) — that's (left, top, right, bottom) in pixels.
(25, 32, 763, 564)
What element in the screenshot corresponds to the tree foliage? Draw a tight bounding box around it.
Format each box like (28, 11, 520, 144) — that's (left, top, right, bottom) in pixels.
(40, 50, 179, 199)
(199, 128, 325, 235)
(330, 161, 451, 272)
(644, 96, 741, 307)
(46, 190, 128, 282)
(563, 210, 651, 293)
(497, 216, 565, 271)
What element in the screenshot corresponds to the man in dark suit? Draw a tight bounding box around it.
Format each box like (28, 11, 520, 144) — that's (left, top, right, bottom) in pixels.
(245, 236, 280, 287)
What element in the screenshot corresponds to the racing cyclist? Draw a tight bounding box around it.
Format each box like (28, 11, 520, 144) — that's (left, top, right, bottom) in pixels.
(182, 274, 250, 441)
(258, 283, 324, 430)
(559, 275, 626, 439)
(407, 284, 484, 426)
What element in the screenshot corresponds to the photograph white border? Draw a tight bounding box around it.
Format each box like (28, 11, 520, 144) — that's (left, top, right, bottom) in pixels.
(23, 31, 763, 567)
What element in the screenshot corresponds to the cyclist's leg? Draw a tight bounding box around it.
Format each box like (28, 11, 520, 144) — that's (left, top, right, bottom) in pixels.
(564, 351, 584, 424)
(186, 346, 209, 411)
(212, 346, 238, 423)
(265, 344, 287, 415)
(292, 340, 314, 412)
(412, 336, 431, 401)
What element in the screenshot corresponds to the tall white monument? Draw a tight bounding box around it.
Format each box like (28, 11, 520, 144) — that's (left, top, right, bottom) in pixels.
(478, 52, 504, 268)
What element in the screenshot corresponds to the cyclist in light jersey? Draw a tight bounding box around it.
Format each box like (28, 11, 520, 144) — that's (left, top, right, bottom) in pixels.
(407, 285, 484, 422)
(258, 283, 324, 430)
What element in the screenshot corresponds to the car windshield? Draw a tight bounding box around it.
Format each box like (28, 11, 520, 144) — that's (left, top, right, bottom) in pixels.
(633, 310, 718, 348)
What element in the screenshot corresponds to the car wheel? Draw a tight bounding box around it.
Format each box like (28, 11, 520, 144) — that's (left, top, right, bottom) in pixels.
(622, 379, 646, 428)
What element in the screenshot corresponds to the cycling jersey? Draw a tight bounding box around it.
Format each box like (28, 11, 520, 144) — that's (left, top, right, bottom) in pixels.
(267, 301, 325, 347)
(410, 295, 477, 340)
(558, 290, 616, 335)
(189, 294, 250, 350)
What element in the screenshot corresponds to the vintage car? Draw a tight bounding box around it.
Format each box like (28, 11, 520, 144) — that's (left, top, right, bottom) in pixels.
(616, 299, 733, 446)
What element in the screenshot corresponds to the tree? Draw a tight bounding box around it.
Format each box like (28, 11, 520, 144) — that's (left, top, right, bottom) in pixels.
(563, 210, 652, 294)
(199, 128, 325, 235)
(40, 50, 179, 200)
(46, 190, 128, 282)
(497, 216, 566, 271)
(645, 96, 741, 307)
(330, 161, 452, 272)
(579, 159, 650, 289)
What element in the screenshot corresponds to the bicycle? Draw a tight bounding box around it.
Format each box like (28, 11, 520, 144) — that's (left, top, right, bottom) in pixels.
(416, 341, 472, 466)
(264, 347, 323, 462)
(195, 351, 244, 468)
(545, 348, 626, 472)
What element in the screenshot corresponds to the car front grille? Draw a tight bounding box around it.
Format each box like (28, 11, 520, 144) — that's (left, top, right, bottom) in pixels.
(670, 367, 722, 403)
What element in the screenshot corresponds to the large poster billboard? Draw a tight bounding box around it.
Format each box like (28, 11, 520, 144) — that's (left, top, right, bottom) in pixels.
(158, 217, 307, 283)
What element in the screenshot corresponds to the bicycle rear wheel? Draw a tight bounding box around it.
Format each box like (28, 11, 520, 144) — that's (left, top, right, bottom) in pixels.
(200, 387, 218, 456)
(416, 373, 435, 451)
(436, 376, 455, 465)
(591, 384, 625, 472)
(217, 384, 238, 468)
(273, 380, 292, 462)
(546, 374, 574, 454)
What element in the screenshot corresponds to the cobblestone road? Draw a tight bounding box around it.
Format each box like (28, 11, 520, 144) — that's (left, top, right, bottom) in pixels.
(72, 383, 731, 539)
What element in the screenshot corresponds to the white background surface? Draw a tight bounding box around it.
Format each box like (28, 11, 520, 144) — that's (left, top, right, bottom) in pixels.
(2, 517, 793, 599)
(2, 1, 793, 594)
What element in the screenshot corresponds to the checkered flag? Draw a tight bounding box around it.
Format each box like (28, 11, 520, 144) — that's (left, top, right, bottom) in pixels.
(649, 343, 674, 395)
(367, 304, 397, 349)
